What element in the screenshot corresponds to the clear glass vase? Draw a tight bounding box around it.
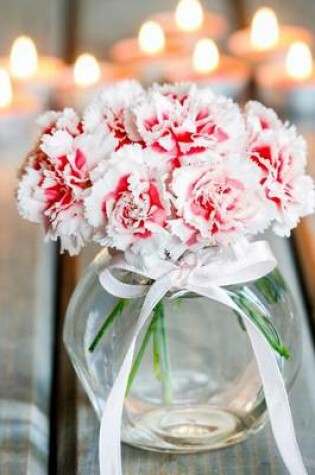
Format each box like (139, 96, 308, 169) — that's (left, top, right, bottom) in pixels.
(64, 248, 301, 454)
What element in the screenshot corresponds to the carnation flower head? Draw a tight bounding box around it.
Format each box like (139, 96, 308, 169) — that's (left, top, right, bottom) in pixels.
(245, 101, 315, 236)
(83, 80, 145, 150)
(17, 121, 116, 255)
(170, 153, 270, 246)
(85, 144, 170, 251)
(134, 84, 246, 169)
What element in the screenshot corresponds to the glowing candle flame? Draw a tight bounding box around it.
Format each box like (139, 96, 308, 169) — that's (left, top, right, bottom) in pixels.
(193, 39, 220, 74)
(286, 42, 313, 81)
(250, 7, 279, 51)
(0, 69, 13, 108)
(175, 0, 204, 33)
(73, 53, 101, 87)
(138, 21, 165, 56)
(10, 36, 38, 79)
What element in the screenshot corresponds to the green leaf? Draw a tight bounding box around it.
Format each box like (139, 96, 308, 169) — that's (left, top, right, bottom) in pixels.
(126, 300, 173, 403)
(88, 298, 129, 352)
(271, 269, 287, 291)
(237, 294, 291, 360)
(255, 275, 279, 304)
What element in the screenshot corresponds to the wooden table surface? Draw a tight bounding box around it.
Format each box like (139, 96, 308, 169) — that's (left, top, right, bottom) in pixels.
(0, 143, 56, 475)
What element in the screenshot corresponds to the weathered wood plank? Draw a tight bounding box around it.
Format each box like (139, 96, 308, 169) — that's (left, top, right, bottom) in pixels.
(291, 119, 315, 324)
(294, 220, 315, 311)
(50, 253, 79, 475)
(0, 156, 56, 474)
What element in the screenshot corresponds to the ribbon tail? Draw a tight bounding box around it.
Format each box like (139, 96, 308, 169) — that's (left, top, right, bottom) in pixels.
(244, 321, 307, 475)
(189, 284, 307, 475)
(99, 276, 173, 475)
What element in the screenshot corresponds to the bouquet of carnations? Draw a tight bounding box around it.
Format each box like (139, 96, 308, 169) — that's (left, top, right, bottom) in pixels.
(17, 81, 314, 475)
(17, 80, 314, 256)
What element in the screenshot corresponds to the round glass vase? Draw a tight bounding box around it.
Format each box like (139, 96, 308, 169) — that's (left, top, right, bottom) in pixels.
(64, 248, 301, 454)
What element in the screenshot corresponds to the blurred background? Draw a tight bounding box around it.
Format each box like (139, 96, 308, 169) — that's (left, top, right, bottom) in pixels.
(1, 0, 315, 57)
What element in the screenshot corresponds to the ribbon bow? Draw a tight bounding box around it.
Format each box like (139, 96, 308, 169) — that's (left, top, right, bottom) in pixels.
(98, 240, 307, 475)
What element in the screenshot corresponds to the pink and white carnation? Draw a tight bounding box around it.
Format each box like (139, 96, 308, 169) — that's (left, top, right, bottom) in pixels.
(169, 154, 270, 246)
(85, 144, 170, 251)
(17, 123, 115, 255)
(83, 80, 145, 150)
(245, 102, 315, 236)
(134, 84, 245, 169)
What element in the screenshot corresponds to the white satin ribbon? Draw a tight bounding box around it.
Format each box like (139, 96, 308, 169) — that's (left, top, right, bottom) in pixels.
(97, 240, 307, 475)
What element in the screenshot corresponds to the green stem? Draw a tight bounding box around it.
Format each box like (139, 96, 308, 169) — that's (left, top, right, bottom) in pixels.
(173, 297, 183, 311)
(158, 303, 173, 404)
(126, 318, 155, 396)
(126, 301, 173, 402)
(234, 311, 246, 332)
(88, 298, 128, 352)
(255, 271, 287, 305)
(152, 317, 162, 381)
(255, 276, 278, 304)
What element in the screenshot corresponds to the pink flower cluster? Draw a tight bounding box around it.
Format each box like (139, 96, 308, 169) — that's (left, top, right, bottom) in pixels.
(17, 81, 314, 256)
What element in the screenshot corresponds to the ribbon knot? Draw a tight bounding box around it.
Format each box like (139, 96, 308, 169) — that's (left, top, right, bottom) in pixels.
(173, 252, 202, 288)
